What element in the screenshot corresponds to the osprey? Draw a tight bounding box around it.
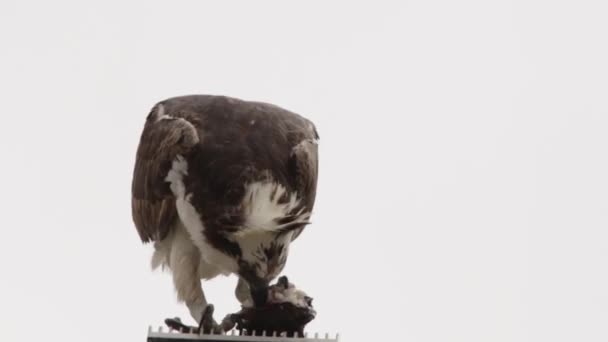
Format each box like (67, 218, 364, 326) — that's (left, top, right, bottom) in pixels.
(131, 95, 319, 326)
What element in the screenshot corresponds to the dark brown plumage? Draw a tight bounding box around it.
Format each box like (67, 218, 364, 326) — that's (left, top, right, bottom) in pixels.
(131, 95, 318, 245)
(130, 94, 320, 324)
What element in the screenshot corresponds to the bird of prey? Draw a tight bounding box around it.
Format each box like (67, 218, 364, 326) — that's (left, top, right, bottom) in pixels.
(131, 95, 319, 326)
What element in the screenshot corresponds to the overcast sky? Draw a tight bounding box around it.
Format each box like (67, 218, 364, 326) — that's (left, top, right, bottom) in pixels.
(1, 1, 607, 342)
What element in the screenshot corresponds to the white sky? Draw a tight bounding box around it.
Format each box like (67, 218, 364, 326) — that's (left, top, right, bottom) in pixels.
(1, 1, 607, 341)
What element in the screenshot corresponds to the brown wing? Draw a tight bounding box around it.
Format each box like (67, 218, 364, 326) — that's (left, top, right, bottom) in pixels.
(288, 123, 320, 241)
(131, 104, 200, 243)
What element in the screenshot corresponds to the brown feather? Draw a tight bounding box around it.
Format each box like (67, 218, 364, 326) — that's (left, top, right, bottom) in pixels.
(130, 105, 200, 243)
(288, 138, 319, 242)
(130, 95, 319, 246)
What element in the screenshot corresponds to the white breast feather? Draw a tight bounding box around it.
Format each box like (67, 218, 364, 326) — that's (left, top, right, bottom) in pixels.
(235, 180, 310, 237)
(165, 156, 307, 278)
(165, 155, 238, 274)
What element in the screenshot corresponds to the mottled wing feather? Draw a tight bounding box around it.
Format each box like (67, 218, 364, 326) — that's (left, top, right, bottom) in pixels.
(132, 196, 177, 243)
(289, 125, 319, 241)
(131, 104, 200, 243)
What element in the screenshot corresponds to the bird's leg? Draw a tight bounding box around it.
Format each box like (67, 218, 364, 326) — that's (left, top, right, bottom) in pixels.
(168, 229, 213, 325)
(171, 261, 208, 324)
(235, 277, 253, 308)
(198, 304, 223, 334)
(171, 261, 220, 332)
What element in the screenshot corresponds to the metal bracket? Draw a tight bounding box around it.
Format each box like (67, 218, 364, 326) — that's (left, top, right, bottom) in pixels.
(147, 326, 340, 342)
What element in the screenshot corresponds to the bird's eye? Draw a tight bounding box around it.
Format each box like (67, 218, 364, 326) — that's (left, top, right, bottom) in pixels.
(304, 296, 313, 306)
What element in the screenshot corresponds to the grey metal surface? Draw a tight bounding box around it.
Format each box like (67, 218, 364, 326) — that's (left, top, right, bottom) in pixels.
(146, 326, 339, 342)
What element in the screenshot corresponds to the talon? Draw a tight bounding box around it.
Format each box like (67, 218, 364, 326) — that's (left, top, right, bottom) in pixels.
(198, 304, 221, 334)
(221, 313, 237, 332)
(165, 317, 192, 333)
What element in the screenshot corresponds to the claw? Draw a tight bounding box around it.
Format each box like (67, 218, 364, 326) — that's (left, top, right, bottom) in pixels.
(198, 304, 221, 334)
(164, 317, 191, 333)
(220, 313, 238, 332)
